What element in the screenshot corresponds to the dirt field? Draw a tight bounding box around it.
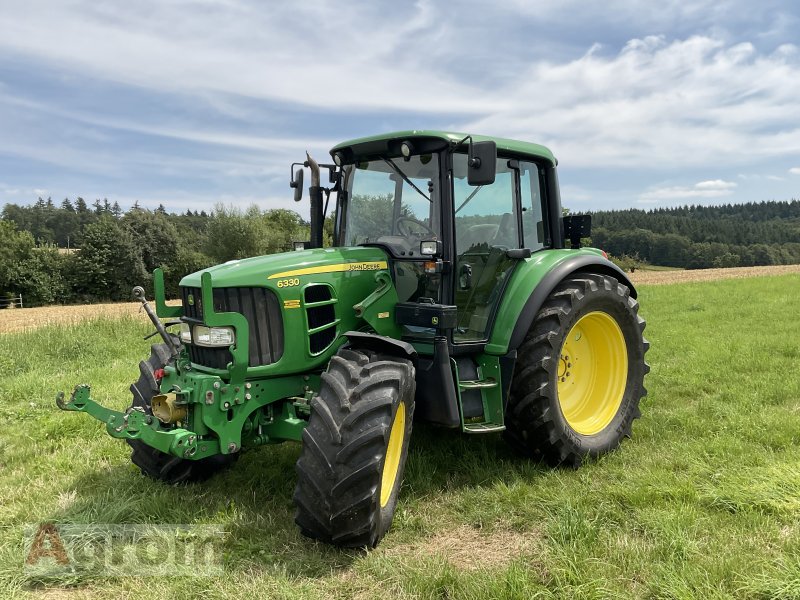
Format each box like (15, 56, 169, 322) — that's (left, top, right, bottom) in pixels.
(1, 264, 798, 334)
(627, 263, 800, 285)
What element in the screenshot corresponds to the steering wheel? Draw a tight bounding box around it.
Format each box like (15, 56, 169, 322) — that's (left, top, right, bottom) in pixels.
(396, 216, 436, 237)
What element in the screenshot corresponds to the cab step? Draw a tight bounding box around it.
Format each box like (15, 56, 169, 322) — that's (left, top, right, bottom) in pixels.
(463, 422, 506, 434)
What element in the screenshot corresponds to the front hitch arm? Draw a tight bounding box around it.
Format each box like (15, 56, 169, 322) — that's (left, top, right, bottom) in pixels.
(55, 384, 219, 459)
(133, 285, 180, 357)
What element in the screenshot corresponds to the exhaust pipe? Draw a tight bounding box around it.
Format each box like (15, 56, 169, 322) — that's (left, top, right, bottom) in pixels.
(306, 152, 324, 249)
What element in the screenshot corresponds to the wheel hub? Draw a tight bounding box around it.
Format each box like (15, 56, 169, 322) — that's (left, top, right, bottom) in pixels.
(557, 311, 628, 436)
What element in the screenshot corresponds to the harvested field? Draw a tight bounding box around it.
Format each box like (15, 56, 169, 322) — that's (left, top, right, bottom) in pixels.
(628, 263, 800, 285)
(0, 265, 798, 335)
(0, 301, 179, 334)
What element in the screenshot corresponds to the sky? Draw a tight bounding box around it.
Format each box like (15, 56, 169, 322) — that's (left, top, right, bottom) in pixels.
(1, 0, 799, 216)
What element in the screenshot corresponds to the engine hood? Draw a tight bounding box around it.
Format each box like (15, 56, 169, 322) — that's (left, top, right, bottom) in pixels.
(179, 246, 390, 288)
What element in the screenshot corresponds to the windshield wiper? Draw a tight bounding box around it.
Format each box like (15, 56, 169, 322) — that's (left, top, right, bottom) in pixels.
(382, 157, 431, 202)
(455, 185, 483, 214)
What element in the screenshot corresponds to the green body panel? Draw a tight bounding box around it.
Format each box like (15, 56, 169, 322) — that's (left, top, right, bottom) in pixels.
(484, 247, 604, 355)
(331, 130, 557, 165)
(167, 246, 401, 378)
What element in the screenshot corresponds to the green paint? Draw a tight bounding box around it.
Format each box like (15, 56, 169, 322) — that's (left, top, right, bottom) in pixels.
(174, 246, 393, 378)
(153, 268, 182, 318)
(353, 271, 402, 338)
(485, 247, 605, 355)
(452, 354, 505, 433)
(56, 385, 220, 460)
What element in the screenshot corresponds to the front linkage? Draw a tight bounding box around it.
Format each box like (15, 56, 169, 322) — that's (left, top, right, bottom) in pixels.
(56, 384, 213, 459)
(56, 273, 313, 461)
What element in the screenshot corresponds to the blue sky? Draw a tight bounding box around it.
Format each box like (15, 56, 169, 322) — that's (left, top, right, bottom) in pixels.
(1, 0, 799, 216)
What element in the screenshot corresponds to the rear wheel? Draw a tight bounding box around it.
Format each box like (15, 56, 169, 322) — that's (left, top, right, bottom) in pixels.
(504, 273, 649, 466)
(128, 343, 236, 484)
(294, 347, 415, 548)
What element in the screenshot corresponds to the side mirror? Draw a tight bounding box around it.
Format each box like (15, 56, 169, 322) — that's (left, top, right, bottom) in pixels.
(290, 168, 304, 202)
(467, 141, 497, 186)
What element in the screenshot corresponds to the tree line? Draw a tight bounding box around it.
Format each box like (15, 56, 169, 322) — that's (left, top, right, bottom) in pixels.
(590, 200, 800, 269)
(2, 196, 799, 307)
(0, 198, 308, 306)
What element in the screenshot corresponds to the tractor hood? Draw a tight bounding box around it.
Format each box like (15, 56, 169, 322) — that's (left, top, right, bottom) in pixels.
(179, 246, 390, 289)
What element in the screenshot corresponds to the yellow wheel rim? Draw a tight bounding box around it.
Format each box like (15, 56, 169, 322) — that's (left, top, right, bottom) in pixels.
(380, 402, 406, 508)
(557, 311, 628, 436)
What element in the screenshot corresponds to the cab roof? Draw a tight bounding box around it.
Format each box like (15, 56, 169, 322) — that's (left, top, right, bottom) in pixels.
(330, 130, 557, 166)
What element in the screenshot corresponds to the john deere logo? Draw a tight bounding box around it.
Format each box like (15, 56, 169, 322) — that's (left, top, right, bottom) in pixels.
(187, 294, 195, 306)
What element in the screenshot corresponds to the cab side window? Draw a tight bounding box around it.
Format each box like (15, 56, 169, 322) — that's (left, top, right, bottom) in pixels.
(520, 161, 549, 251)
(454, 156, 520, 254)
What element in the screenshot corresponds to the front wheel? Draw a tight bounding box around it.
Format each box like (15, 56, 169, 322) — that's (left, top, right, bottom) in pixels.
(293, 347, 415, 548)
(505, 273, 649, 466)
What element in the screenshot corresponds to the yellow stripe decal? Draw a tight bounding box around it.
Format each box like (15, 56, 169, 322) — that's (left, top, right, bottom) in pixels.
(283, 299, 301, 309)
(268, 261, 388, 280)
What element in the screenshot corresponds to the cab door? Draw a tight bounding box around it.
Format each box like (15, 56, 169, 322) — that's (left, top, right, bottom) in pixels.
(452, 154, 522, 342)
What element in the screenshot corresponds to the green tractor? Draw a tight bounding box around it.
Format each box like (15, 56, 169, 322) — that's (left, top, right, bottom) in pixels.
(57, 131, 649, 548)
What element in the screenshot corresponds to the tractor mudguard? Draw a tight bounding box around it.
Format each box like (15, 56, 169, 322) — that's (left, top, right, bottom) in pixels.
(343, 331, 417, 360)
(508, 255, 635, 351)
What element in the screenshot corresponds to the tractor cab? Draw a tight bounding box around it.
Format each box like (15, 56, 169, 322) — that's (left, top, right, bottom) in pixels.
(320, 132, 561, 343)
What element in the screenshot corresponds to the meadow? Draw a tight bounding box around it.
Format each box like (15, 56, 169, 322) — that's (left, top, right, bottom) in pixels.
(1, 273, 799, 599)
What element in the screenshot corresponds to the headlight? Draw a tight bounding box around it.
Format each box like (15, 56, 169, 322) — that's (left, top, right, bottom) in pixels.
(193, 325, 235, 347)
(179, 322, 192, 343)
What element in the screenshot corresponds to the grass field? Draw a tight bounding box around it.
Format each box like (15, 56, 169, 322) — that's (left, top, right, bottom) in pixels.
(1, 273, 799, 599)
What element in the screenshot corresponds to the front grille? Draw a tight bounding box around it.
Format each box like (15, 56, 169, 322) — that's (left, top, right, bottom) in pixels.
(181, 286, 284, 368)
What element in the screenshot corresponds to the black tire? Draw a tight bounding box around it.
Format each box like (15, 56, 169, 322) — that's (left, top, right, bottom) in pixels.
(294, 347, 415, 548)
(505, 273, 649, 467)
(127, 342, 236, 484)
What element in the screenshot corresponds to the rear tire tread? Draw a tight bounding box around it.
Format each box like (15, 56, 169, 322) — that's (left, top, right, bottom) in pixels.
(505, 273, 649, 467)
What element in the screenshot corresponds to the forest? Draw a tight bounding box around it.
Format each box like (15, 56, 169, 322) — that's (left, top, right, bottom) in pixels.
(591, 200, 800, 269)
(0, 197, 309, 306)
(1, 196, 798, 306)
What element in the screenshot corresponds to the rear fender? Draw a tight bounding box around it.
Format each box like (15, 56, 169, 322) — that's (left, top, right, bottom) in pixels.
(507, 255, 635, 351)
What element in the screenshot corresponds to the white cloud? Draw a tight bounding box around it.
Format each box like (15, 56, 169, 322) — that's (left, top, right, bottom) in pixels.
(789, 167, 800, 175)
(461, 35, 800, 169)
(0, 1, 501, 114)
(639, 179, 738, 202)
(1, 2, 800, 210)
(694, 180, 737, 190)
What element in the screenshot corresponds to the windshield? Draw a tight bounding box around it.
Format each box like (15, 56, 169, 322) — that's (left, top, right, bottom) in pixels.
(342, 153, 441, 256)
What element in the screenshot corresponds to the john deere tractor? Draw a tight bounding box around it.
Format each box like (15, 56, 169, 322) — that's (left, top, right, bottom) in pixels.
(57, 131, 648, 548)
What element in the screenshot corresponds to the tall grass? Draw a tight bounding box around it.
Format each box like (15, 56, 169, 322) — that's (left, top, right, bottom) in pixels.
(0, 275, 799, 598)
